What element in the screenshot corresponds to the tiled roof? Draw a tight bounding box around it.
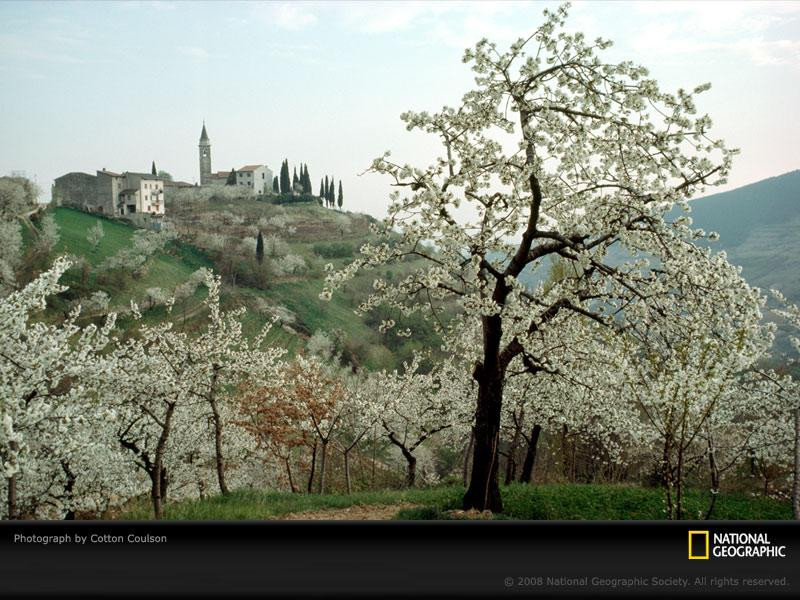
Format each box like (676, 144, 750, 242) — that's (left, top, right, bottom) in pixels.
(124, 172, 162, 179)
(97, 169, 121, 176)
(237, 164, 263, 172)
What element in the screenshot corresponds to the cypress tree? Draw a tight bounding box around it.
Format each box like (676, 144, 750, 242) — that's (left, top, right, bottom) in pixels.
(151, 161, 157, 176)
(292, 166, 299, 192)
(280, 159, 290, 194)
(273, 175, 279, 193)
(303, 164, 311, 194)
(327, 177, 335, 206)
(319, 178, 324, 199)
(226, 168, 236, 185)
(256, 231, 264, 264)
(337, 181, 343, 210)
(324, 175, 329, 206)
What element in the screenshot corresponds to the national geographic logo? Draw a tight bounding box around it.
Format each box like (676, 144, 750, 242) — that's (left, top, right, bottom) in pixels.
(688, 530, 787, 559)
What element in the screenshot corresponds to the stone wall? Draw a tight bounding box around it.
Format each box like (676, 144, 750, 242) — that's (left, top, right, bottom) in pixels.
(52, 172, 97, 211)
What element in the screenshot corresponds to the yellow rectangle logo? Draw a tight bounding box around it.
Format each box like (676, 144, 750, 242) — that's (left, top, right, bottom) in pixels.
(689, 530, 710, 560)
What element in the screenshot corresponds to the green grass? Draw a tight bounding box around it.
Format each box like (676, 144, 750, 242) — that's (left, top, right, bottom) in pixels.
(496, 483, 792, 520)
(117, 483, 792, 521)
(120, 486, 463, 520)
(52, 207, 136, 264)
(267, 280, 373, 340)
(51, 207, 214, 311)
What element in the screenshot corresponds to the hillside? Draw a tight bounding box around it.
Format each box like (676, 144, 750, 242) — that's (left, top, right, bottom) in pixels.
(686, 170, 800, 302)
(36, 169, 799, 367)
(41, 200, 439, 371)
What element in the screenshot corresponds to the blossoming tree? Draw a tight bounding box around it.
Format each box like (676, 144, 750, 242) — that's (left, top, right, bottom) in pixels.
(0, 258, 118, 518)
(323, 3, 758, 511)
(771, 289, 800, 519)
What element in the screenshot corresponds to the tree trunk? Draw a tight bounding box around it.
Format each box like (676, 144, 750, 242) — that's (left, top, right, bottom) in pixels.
(307, 442, 317, 493)
(560, 424, 570, 479)
(6, 474, 17, 520)
(318, 440, 328, 495)
(386, 431, 418, 488)
(161, 466, 169, 505)
(676, 449, 684, 520)
(208, 371, 229, 496)
(371, 436, 377, 488)
(151, 402, 175, 520)
(704, 433, 720, 520)
(794, 408, 800, 521)
(405, 453, 417, 488)
(504, 421, 521, 485)
(519, 424, 542, 484)
(463, 334, 504, 512)
(62, 460, 76, 520)
(462, 431, 474, 487)
(662, 433, 674, 520)
(285, 457, 297, 493)
(344, 450, 352, 495)
(6, 439, 18, 519)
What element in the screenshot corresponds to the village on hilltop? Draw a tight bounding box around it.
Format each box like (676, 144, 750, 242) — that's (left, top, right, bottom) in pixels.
(51, 123, 273, 228)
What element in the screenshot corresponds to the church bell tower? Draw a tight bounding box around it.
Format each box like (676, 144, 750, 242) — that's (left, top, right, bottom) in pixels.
(199, 121, 211, 185)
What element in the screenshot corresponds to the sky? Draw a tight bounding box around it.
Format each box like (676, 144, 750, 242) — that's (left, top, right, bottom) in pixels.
(1, 0, 798, 218)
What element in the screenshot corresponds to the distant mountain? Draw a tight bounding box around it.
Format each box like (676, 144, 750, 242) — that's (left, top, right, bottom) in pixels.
(687, 170, 800, 302)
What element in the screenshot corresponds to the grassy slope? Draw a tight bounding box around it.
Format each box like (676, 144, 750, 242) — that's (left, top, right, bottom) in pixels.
(46, 205, 403, 363)
(118, 483, 792, 521)
(52, 207, 213, 311)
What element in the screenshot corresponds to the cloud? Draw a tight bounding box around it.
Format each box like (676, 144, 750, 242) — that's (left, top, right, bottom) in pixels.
(627, 1, 800, 67)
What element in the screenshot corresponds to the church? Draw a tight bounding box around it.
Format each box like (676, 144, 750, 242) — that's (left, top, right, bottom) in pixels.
(198, 122, 273, 195)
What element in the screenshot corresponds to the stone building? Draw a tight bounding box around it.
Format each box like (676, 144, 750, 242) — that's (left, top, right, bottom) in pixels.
(52, 172, 98, 212)
(52, 169, 165, 216)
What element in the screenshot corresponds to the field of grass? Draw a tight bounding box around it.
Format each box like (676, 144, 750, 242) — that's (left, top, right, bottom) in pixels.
(118, 483, 792, 521)
(51, 207, 213, 311)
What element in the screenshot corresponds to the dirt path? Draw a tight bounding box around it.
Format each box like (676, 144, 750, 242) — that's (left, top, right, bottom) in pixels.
(272, 503, 419, 520)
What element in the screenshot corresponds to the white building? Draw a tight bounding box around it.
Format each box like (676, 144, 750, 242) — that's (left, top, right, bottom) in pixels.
(236, 164, 272, 195)
(54, 169, 165, 217)
(118, 172, 165, 215)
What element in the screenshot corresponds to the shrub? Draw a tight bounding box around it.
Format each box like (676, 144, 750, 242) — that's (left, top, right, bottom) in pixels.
(271, 193, 317, 205)
(312, 242, 354, 259)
